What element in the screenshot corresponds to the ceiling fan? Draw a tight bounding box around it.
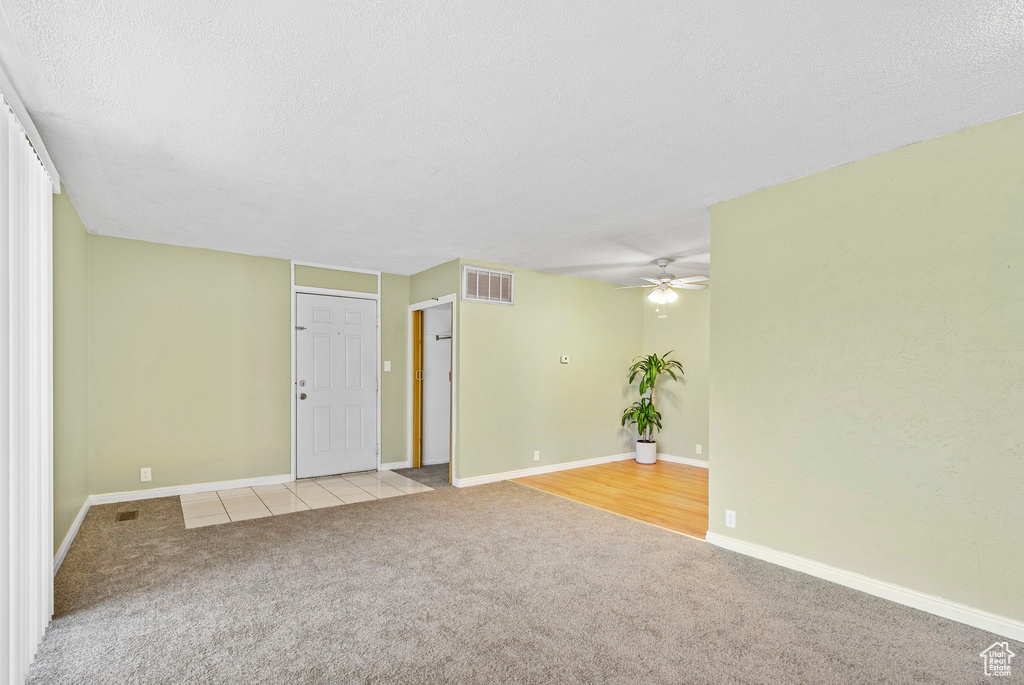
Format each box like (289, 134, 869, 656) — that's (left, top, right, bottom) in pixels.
(618, 259, 709, 303)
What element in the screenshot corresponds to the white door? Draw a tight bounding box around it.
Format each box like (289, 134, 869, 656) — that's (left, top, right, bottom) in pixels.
(296, 293, 377, 478)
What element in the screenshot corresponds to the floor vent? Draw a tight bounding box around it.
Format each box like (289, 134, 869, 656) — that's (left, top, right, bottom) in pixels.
(115, 511, 139, 522)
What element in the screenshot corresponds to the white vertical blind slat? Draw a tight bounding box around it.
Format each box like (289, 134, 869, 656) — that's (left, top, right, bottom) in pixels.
(0, 101, 10, 684)
(1, 98, 55, 683)
(8, 111, 26, 682)
(25, 135, 40, 663)
(41, 167, 53, 618)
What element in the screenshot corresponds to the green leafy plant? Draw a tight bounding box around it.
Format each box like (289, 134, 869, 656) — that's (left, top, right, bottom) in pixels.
(621, 352, 683, 441)
(627, 352, 684, 401)
(621, 397, 663, 442)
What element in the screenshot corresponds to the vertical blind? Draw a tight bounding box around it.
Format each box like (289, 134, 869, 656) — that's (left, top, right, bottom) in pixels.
(0, 94, 54, 683)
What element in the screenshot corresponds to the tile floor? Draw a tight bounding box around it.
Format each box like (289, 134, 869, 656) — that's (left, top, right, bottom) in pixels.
(179, 470, 433, 529)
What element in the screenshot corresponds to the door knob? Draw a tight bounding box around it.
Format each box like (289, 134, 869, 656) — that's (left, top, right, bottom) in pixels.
(299, 393, 307, 400)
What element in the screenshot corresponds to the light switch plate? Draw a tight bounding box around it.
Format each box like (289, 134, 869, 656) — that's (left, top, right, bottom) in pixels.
(383, 360, 391, 372)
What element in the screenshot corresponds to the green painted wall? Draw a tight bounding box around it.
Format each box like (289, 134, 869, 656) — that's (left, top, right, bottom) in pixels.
(87, 237, 293, 493)
(380, 273, 410, 464)
(294, 265, 378, 293)
(57, 214, 414, 497)
(456, 260, 643, 479)
(709, 113, 1024, 620)
(642, 290, 709, 461)
(409, 259, 461, 303)
(52, 190, 90, 551)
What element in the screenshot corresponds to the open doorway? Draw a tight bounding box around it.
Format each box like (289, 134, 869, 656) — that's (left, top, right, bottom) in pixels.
(420, 302, 452, 466)
(410, 297, 455, 484)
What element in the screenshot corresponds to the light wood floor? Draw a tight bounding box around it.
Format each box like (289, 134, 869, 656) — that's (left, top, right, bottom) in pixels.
(512, 459, 709, 539)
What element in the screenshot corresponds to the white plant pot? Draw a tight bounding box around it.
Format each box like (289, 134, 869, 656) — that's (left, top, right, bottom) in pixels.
(635, 441, 657, 464)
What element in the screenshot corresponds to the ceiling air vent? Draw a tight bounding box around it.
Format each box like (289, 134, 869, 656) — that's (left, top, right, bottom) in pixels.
(462, 265, 514, 305)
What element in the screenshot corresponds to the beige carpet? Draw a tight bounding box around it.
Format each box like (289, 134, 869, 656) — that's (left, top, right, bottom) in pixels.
(28, 481, 1014, 684)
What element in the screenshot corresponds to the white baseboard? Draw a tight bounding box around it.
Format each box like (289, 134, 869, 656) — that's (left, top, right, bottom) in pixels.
(87, 473, 293, 506)
(452, 451, 707, 487)
(54, 473, 292, 575)
(380, 461, 412, 470)
(657, 453, 709, 468)
(706, 532, 1024, 642)
(53, 499, 90, 575)
(453, 453, 634, 487)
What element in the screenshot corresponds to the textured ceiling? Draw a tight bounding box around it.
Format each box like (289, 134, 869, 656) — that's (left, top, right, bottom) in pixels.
(3, 1, 1023, 284)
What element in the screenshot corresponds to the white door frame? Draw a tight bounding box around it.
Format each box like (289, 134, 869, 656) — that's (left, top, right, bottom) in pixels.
(290, 261, 381, 480)
(407, 294, 458, 479)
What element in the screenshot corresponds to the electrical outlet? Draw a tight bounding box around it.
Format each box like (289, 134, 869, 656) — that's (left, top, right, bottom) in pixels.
(696, 444, 702, 455)
(140, 467, 152, 482)
(383, 360, 391, 372)
(725, 510, 736, 528)
(533, 450, 541, 462)
(559, 355, 570, 364)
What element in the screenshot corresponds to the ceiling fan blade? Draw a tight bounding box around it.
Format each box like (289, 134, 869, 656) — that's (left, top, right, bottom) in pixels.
(639, 277, 663, 285)
(675, 284, 707, 290)
(669, 275, 709, 285)
(614, 284, 656, 289)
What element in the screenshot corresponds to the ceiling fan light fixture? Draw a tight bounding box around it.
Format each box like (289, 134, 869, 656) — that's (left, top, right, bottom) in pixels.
(648, 287, 677, 304)
(635, 259, 706, 304)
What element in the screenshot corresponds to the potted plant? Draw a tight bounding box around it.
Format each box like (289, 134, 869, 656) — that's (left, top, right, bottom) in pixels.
(621, 352, 683, 464)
